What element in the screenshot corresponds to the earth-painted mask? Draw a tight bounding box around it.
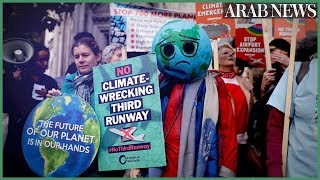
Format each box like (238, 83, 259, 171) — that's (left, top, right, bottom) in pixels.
(152, 20, 212, 82)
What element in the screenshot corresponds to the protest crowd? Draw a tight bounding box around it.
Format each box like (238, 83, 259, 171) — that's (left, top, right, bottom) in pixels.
(2, 2, 318, 178)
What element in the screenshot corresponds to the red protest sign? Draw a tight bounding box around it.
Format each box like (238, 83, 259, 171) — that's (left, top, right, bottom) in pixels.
(235, 24, 266, 68)
(196, 2, 235, 39)
(274, 18, 306, 42)
(305, 18, 318, 33)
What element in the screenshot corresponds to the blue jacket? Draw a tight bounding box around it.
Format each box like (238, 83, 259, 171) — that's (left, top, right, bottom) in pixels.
(61, 73, 95, 109)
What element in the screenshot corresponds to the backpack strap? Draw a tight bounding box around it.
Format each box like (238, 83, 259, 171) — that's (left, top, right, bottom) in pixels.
(296, 61, 310, 85)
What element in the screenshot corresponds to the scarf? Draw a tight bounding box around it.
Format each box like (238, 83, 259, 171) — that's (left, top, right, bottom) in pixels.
(177, 78, 202, 177)
(73, 71, 94, 104)
(149, 73, 220, 177)
(194, 72, 219, 177)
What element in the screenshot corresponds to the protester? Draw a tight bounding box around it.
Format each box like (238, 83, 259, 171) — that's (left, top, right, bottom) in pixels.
(246, 38, 291, 176)
(101, 43, 124, 64)
(27, 43, 59, 106)
(3, 42, 58, 177)
(266, 32, 317, 177)
(148, 20, 237, 177)
(47, 37, 127, 177)
(218, 43, 253, 176)
(260, 38, 290, 98)
(47, 37, 101, 176)
(65, 32, 96, 76)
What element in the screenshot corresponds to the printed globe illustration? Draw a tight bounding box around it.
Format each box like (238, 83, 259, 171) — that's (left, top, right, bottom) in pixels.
(22, 94, 100, 177)
(152, 20, 212, 82)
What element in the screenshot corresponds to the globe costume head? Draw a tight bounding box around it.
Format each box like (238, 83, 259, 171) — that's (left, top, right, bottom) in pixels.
(152, 20, 212, 82)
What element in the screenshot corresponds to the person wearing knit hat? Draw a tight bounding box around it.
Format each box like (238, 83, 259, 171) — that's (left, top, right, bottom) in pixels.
(269, 38, 290, 72)
(269, 38, 290, 55)
(101, 43, 124, 64)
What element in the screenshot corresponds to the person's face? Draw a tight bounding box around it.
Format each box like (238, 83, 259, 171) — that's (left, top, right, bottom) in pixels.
(110, 49, 122, 63)
(270, 46, 288, 61)
(73, 44, 100, 75)
(218, 47, 236, 68)
(35, 50, 49, 73)
(269, 45, 289, 71)
(269, 46, 288, 55)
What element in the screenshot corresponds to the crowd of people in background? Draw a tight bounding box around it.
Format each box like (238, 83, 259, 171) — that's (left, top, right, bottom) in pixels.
(3, 26, 317, 178)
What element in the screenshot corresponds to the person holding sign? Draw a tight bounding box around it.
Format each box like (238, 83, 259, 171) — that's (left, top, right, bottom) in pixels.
(64, 32, 96, 76)
(48, 37, 101, 104)
(246, 38, 291, 176)
(260, 39, 291, 98)
(266, 33, 317, 177)
(149, 20, 237, 177)
(47, 37, 101, 176)
(48, 38, 128, 177)
(217, 43, 253, 176)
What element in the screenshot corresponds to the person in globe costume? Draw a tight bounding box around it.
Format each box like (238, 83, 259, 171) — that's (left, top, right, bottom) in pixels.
(146, 20, 238, 177)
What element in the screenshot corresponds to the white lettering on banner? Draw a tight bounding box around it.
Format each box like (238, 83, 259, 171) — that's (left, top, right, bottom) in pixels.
(110, 99, 142, 113)
(197, 9, 223, 16)
(26, 119, 96, 154)
(29, 139, 91, 154)
(237, 36, 264, 53)
(98, 84, 154, 103)
(277, 27, 301, 37)
(102, 73, 149, 92)
(202, 3, 223, 9)
(236, 47, 265, 53)
(239, 42, 262, 47)
(60, 132, 95, 143)
(104, 109, 150, 126)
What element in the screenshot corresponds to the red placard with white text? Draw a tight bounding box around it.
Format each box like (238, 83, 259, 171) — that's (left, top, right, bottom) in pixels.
(235, 24, 266, 68)
(274, 18, 306, 42)
(196, 2, 235, 39)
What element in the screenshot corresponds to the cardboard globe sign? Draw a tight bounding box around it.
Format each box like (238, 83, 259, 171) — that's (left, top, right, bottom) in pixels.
(22, 94, 100, 177)
(152, 20, 212, 82)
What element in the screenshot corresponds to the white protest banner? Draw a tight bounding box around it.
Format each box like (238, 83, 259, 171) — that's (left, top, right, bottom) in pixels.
(110, 3, 195, 52)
